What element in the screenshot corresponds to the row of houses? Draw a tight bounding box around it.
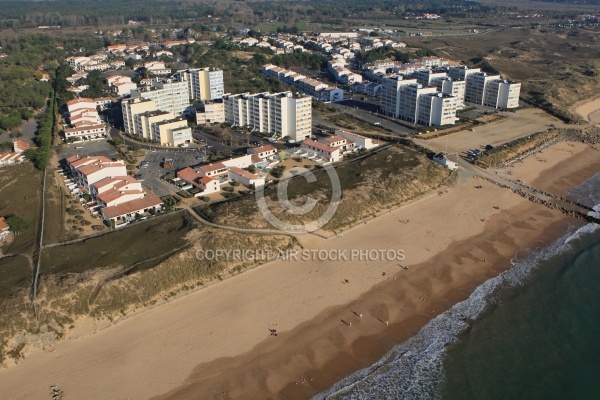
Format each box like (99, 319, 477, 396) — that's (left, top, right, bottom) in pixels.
(327, 60, 363, 85)
(176, 151, 271, 195)
(64, 98, 110, 141)
(176, 131, 378, 196)
(64, 155, 163, 227)
(262, 64, 344, 102)
(66, 55, 124, 72)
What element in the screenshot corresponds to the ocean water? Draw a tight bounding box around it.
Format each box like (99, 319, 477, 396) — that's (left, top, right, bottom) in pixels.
(315, 172, 600, 400)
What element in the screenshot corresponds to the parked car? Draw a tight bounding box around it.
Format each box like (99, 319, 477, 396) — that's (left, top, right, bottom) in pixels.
(485, 144, 495, 151)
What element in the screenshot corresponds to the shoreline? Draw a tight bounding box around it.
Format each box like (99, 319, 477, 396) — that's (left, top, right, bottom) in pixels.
(156, 141, 600, 400)
(570, 95, 600, 124)
(1, 142, 599, 400)
(156, 198, 577, 400)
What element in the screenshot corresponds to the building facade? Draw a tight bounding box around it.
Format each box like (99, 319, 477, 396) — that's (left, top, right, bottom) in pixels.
(223, 92, 312, 141)
(174, 67, 224, 101)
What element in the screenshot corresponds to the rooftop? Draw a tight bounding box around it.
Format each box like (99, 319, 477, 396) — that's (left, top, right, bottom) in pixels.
(102, 195, 163, 219)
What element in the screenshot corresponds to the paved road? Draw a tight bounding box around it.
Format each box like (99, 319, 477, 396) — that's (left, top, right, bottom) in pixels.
(139, 150, 204, 197)
(56, 140, 119, 161)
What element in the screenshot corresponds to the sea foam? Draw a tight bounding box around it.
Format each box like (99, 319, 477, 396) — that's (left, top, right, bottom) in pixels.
(314, 223, 600, 400)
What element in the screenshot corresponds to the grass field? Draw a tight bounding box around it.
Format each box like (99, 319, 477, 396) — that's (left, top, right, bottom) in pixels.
(40, 210, 197, 275)
(0, 255, 30, 300)
(0, 163, 42, 256)
(42, 167, 70, 245)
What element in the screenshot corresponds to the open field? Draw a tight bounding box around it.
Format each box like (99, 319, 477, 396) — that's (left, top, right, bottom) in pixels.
(40, 211, 196, 275)
(0, 164, 42, 257)
(199, 145, 453, 232)
(0, 255, 30, 300)
(420, 108, 568, 155)
(42, 167, 71, 245)
(407, 26, 600, 122)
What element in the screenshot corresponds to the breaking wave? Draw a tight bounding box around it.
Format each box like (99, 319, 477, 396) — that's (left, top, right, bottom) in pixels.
(315, 170, 600, 400)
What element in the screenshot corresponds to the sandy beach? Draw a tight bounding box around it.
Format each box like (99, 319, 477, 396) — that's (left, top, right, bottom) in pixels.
(571, 96, 600, 124)
(0, 141, 598, 400)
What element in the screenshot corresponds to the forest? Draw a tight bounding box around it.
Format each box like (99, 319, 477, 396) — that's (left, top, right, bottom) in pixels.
(0, 0, 496, 30)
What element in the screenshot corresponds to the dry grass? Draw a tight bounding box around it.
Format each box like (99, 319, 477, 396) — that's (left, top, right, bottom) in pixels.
(200, 145, 453, 232)
(0, 215, 298, 363)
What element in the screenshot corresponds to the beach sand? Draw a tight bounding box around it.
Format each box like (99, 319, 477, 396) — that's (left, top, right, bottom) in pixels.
(571, 96, 600, 124)
(0, 143, 598, 400)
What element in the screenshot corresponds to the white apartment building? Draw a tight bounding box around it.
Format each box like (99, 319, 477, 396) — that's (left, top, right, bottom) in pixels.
(484, 79, 521, 109)
(174, 67, 224, 101)
(447, 66, 520, 109)
(464, 72, 500, 105)
(122, 96, 191, 145)
(418, 93, 459, 126)
(130, 80, 190, 116)
(223, 92, 312, 142)
(448, 66, 481, 81)
(413, 70, 449, 86)
(134, 110, 174, 140)
(435, 77, 466, 110)
(380, 76, 458, 126)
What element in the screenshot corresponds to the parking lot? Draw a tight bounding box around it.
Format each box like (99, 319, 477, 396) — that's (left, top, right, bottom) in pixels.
(139, 149, 204, 196)
(56, 140, 119, 162)
(420, 108, 570, 156)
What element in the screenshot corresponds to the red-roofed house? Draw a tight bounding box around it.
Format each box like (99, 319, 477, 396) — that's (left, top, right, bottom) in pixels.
(196, 162, 228, 178)
(247, 144, 277, 160)
(0, 216, 10, 239)
(66, 156, 127, 190)
(228, 167, 265, 188)
(13, 139, 30, 153)
(300, 139, 342, 162)
(177, 167, 221, 194)
(101, 195, 164, 227)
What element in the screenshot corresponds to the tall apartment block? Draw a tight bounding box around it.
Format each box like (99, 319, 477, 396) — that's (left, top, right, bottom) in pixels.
(121, 88, 192, 146)
(484, 79, 521, 109)
(130, 80, 191, 116)
(381, 76, 458, 126)
(449, 66, 520, 108)
(222, 92, 312, 142)
(435, 77, 466, 110)
(174, 68, 224, 101)
(122, 98, 157, 137)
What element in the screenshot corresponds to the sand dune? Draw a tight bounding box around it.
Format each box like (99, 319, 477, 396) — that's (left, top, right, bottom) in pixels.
(572, 97, 600, 124)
